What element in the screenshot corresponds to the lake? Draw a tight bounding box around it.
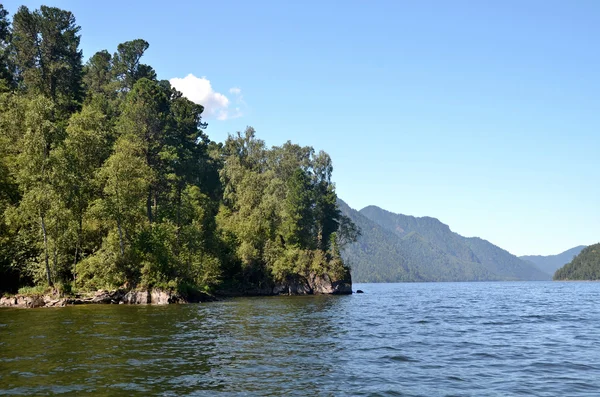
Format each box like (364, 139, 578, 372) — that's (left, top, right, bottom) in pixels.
(1, 282, 599, 396)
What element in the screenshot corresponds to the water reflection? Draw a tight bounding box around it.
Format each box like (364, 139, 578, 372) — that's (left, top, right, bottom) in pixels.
(0, 295, 352, 396)
(204, 295, 349, 395)
(3, 283, 600, 396)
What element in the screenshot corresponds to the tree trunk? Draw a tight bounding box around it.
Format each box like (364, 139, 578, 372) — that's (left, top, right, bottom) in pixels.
(117, 218, 125, 257)
(153, 194, 158, 222)
(146, 189, 153, 224)
(72, 216, 82, 280)
(175, 186, 181, 256)
(40, 213, 52, 287)
(53, 234, 58, 278)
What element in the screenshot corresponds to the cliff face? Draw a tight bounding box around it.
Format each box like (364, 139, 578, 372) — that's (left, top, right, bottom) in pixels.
(273, 271, 352, 295)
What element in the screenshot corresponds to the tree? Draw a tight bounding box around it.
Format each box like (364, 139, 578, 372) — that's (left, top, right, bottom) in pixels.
(118, 78, 169, 223)
(0, 4, 14, 90)
(282, 168, 314, 248)
(112, 39, 156, 92)
(83, 50, 114, 96)
(97, 134, 151, 259)
(0, 4, 355, 295)
(310, 151, 340, 252)
(52, 105, 110, 274)
(12, 96, 60, 286)
(268, 141, 313, 181)
(12, 6, 83, 116)
(218, 128, 278, 277)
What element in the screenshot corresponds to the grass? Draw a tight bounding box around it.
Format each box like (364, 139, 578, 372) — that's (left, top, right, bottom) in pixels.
(17, 285, 52, 295)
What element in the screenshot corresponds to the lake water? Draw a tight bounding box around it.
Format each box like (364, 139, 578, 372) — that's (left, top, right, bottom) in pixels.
(1, 282, 600, 396)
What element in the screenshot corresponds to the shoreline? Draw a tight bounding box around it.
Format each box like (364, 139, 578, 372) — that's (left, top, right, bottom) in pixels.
(0, 282, 353, 309)
(0, 288, 215, 309)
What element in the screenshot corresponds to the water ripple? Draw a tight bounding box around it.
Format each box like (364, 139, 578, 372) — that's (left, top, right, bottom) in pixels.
(1, 282, 600, 396)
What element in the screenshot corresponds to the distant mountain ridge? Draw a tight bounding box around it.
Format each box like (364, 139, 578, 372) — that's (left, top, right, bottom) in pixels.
(339, 200, 549, 282)
(520, 246, 586, 277)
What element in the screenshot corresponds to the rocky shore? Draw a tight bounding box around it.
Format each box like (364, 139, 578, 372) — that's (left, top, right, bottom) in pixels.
(272, 272, 352, 295)
(0, 271, 352, 308)
(0, 289, 214, 309)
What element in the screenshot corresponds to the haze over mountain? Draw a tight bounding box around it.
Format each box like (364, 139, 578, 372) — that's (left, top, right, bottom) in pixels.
(520, 246, 587, 277)
(339, 200, 549, 282)
(554, 244, 600, 281)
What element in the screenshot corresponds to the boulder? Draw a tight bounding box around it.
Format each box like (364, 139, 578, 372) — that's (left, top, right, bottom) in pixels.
(310, 271, 352, 295)
(273, 275, 312, 295)
(91, 290, 123, 304)
(122, 289, 184, 304)
(272, 270, 352, 295)
(123, 290, 150, 304)
(0, 288, 189, 308)
(150, 289, 175, 305)
(15, 295, 46, 308)
(0, 296, 17, 307)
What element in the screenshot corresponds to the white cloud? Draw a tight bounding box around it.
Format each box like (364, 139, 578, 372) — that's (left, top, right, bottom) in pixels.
(169, 74, 243, 120)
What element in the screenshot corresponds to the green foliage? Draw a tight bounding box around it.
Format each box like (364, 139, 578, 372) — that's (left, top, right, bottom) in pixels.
(554, 243, 600, 280)
(282, 168, 313, 247)
(0, 5, 14, 90)
(17, 285, 51, 295)
(112, 39, 155, 92)
(217, 128, 354, 285)
(0, 4, 355, 295)
(12, 5, 83, 116)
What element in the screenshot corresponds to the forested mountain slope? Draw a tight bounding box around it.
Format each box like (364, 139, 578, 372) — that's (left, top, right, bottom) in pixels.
(337, 200, 417, 282)
(463, 237, 549, 281)
(554, 244, 600, 280)
(340, 201, 549, 282)
(338, 200, 498, 282)
(521, 246, 586, 277)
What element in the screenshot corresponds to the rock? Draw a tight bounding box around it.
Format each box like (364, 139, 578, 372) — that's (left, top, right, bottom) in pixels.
(0, 296, 17, 307)
(272, 270, 352, 296)
(123, 290, 150, 304)
(150, 290, 173, 305)
(17, 295, 46, 308)
(0, 288, 190, 308)
(91, 290, 122, 304)
(309, 273, 334, 294)
(273, 275, 312, 295)
(310, 272, 352, 295)
(356, 290, 364, 294)
(66, 298, 86, 305)
(122, 289, 184, 304)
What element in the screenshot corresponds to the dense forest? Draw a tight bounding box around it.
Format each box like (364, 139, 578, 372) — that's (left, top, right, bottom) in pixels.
(0, 5, 357, 296)
(339, 200, 550, 282)
(554, 244, 600, 281)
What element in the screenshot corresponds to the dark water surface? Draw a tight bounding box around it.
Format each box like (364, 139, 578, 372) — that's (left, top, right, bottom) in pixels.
(1, 282, 600, 396)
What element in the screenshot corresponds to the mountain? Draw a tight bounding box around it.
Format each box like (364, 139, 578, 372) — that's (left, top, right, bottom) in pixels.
(339, 200, 550, 282)
(337, 200, 418, 282)
(338, 200, 497, 282)
(520, 246, 587, 277)
(554, 243, 600, 280)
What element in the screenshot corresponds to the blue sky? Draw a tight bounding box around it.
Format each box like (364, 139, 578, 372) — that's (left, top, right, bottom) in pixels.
(5, 0, 599, 256)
